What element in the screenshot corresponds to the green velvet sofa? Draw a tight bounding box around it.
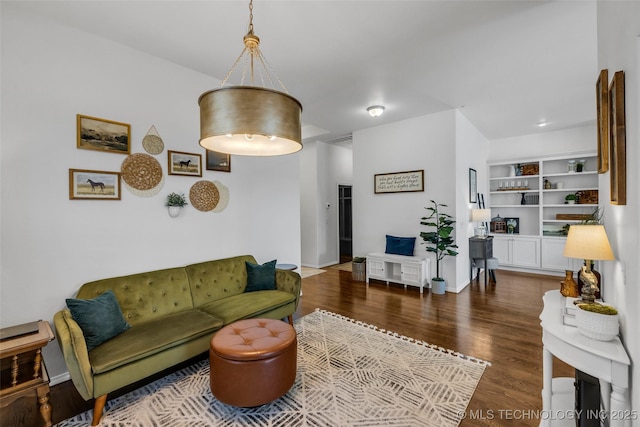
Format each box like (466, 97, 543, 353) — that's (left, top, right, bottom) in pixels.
(53, 255, 301, 426)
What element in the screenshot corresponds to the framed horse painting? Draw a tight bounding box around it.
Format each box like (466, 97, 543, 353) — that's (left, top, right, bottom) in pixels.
(69, 169, 121, 200)
(168, 151, 202, 177)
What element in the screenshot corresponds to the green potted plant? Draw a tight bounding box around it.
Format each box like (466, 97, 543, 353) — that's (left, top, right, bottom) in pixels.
(166, 192, 188, 217)
(351, 257, 366, 282)
(565, 193, 577, 204)
(419, 200, 458, 294)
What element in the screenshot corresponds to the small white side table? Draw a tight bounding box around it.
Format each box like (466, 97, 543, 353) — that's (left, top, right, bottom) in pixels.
(539, 290, 631, 427)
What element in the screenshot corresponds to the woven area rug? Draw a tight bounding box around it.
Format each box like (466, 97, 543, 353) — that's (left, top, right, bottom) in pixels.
(331, 262, 352, 272)
(57, 310, 489, 427)
(301, 267, 326, 279)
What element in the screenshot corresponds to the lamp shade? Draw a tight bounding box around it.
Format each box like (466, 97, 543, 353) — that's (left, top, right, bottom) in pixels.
(471, 209, 492, 223)
(563, 225, 615, 261)
(199, 86, 302, 156)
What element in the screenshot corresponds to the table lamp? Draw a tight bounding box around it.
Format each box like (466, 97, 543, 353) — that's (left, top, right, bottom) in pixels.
(563, 224, 615, 304)
(471, 209, 492, 237)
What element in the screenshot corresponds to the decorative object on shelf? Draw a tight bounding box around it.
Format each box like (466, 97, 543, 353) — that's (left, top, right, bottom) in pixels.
(596, 69, 609, 173)
(563, 225, 615, 304)
(206, 150, 231, 173)
(374, 170, 424, 194)
(351, 257, 366, 282)
(576, 303, 619, 341)
(69, 169, 121, 200)
(420, 200, 458, 290)
(490, 215, 506, 233)
(468, 168, 477, 203)
(576, 159, 586, 172)
(508, 164, 516, 177)
(576, 190, 598, 204)
(520, 192, 527, 205)
(165, 192, 188, 218)
(524, 194, 539, 205)
(471, 208, 491, 237)
(198, 0, 302, 156)
(168, 151, 202, 177)
(121, 153, 164, 197)
(564, 193, 577, 204)
(211, 180, 229, 213)
(77, 114, 130, 154)
(560, 270, 579, 298)
(567, 160, 576, 173)
(543, 178, 552, 189)
(142, 125, 164, 155)
(189, 180, 220, 212)
(556, 214, 591, 221)
(505, 217, 519, 234)
(609, 70, 626, 205)
(520, 163, 539, 176)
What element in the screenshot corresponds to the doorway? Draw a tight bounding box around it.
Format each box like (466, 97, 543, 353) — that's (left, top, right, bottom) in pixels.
(338, 185, 352, 264)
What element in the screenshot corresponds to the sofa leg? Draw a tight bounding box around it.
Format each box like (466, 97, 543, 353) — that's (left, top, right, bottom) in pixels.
(287, 314, 293, 325)
(91, 394, 107, 426)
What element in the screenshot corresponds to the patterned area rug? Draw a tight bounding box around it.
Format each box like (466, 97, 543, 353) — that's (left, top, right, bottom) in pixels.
(301, 267, 326, 279)
(57, 310, 489, 427)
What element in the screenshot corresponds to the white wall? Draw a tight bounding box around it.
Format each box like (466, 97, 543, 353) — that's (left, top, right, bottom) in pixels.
(300, 141, 352, 268)
(0, 4, 301, 382)
(352, 111, 459, 286)
(596, 0, 640, 412)
(455, 111, 490, 289)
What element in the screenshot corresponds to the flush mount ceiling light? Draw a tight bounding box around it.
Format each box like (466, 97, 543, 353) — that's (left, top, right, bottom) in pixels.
(198, 0, 302, 156)
(367, 105, 385, 117)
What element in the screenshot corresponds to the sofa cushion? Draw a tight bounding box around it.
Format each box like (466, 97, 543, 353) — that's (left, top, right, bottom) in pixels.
(66, 290, 131, 351)
(89, 309, 223, 374)
(197, 290, 295, 324)
(245, 260, 277, 292)
(385, 235, 416, 256)
(185, 255, 256, 307)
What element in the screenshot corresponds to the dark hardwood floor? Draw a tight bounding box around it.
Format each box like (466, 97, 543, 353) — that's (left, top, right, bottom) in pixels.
(49, 267, 572, 426)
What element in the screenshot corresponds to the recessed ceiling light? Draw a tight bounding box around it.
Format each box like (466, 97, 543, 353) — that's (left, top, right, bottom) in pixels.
(367, 105, 385, 117)
(537, 120, 549, 127)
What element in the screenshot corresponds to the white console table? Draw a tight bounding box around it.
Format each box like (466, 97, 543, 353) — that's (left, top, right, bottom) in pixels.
(540, 290, 631, 427)
(366, 253, 430, 293)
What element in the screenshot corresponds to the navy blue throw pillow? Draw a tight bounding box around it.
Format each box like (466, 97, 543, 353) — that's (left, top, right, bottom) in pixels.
(385, 235, 416, 256)
(245, 260, 277, 292)
(66, 290, 131, 351)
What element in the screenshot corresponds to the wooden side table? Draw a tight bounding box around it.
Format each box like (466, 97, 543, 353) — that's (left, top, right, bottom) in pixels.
(0, 320, 55, 427)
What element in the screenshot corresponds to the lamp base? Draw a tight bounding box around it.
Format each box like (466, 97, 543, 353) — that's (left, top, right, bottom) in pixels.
(573, 264, 600, 305)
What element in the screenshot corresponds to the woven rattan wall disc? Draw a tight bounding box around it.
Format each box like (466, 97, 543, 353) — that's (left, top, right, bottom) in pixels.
(190, 180, 220, 212)
(142, 125, 164, 155)
(121, 153, 163, 191)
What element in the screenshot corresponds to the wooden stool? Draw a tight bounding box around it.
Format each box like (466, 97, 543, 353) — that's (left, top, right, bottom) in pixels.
(473, 257, 499, 283)
(209, 318, 297, 407)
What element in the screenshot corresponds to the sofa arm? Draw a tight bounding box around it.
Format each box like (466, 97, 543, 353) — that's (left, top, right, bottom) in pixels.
(53, 310, 94, 400)
(275, 270, 301, 309)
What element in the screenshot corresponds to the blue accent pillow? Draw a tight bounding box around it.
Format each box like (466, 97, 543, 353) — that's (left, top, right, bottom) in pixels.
(385, 235, 416, 256)
(245, 260, 277, 292)
(66, 290, 131, 351)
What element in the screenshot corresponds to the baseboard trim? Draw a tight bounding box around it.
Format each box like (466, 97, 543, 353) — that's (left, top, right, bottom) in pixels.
(50, 372, 71, 386)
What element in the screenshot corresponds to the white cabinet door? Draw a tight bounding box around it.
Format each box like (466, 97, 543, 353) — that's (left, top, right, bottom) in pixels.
(401, 262, 422, 286)
(492, 237, 512, 265)
(511, 237, 540, 268)
(367, 258, 385, 281)
(541, 238, 571, 271)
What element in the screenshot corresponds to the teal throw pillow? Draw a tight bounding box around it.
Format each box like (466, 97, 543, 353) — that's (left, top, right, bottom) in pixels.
(66, 290, 131, 351)
(245, 260, 277, 292)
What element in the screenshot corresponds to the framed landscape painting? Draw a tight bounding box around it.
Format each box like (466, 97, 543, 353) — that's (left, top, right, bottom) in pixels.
(168, 150, 202, 176)
(76, 114, 130, 154)
(206, 150, 231, 173)
(69, 169, 121, 200)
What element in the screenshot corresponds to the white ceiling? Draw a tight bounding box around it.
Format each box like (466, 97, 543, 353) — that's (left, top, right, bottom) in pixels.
(11, 0, 598, 144)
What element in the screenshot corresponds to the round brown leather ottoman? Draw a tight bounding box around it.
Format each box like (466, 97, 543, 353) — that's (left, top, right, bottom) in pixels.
(209, 318, 297, 407)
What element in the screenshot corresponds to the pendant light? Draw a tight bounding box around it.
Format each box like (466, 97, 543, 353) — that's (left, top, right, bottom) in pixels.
(198, 0, 303, 156)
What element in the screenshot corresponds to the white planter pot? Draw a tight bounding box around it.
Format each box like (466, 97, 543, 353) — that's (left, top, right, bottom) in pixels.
(576, 307, 619, 341)
(431, 278, 446, 295)
(167, 206, 182, 218)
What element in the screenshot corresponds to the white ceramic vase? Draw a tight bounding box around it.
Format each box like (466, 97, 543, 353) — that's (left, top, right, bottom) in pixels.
(167, 206, 182, 218)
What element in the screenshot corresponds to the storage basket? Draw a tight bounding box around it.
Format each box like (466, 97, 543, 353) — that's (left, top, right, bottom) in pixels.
(520, 163, 539, 176)
(576, 306, 619, 341)
(576, 190, 598, 204)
